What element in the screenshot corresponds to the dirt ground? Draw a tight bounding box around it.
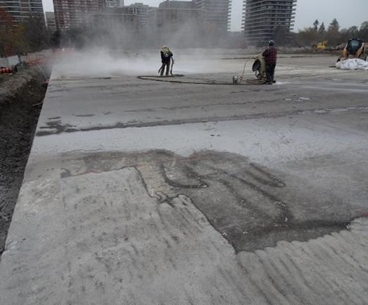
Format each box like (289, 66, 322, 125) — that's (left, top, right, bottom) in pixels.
(0, 68, 47, 255)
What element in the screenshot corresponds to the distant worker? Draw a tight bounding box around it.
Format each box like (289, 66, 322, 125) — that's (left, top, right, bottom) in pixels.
(262, 40, 277, 85)
(159, 45, 174, 77)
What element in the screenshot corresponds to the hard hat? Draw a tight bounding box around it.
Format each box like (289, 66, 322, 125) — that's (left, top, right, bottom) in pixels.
(269, 40, 275, 46)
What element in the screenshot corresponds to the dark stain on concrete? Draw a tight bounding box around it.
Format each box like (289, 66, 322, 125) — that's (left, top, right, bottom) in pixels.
(35, 105, 368, 137)
(37, 120, 78, 136)
(60, 150, 358, 252)
(73, 114, 95, 117)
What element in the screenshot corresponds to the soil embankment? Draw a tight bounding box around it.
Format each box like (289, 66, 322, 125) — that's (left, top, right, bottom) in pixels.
(0, 68, 48, 255)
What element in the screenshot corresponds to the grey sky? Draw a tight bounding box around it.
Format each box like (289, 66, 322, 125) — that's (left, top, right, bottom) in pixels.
(43, 0, 368, 32)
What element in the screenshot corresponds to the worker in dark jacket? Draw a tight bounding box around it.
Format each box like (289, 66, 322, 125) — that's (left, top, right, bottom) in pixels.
(159, 45, 174, 76)
(262, 40, 277, 85)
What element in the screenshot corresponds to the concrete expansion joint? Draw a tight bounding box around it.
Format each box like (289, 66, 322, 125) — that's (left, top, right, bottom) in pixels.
(35, 104, 368, 137)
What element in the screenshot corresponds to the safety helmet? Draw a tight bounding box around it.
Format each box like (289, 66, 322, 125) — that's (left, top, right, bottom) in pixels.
(269, 40, 275, 47)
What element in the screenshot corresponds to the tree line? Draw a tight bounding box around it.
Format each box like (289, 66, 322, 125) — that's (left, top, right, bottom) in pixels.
(0, 8, 50, 57)
(294, 19, 368, 47)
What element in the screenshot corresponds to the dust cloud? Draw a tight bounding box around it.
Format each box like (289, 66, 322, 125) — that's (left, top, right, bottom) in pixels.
(54, 10, 245, 78)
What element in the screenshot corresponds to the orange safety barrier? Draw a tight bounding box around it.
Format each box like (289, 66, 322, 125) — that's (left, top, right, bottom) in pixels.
(0, 67, 14, 74)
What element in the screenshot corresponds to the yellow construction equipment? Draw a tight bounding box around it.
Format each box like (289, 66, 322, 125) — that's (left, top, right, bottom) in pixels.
(312, 41, 328, 50)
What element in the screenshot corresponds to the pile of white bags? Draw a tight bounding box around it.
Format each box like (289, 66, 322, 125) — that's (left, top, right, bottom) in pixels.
(336, 58, 368, 70)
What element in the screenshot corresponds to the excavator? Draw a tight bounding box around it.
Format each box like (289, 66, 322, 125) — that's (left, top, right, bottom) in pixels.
(337, 38, 367, 62)
(312, 41, 328, 50)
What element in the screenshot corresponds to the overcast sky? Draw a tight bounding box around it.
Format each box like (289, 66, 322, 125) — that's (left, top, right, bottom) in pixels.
(43, 0, 368, 32)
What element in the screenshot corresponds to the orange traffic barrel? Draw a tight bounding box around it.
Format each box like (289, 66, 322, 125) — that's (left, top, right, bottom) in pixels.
(0, 67, 14, 74)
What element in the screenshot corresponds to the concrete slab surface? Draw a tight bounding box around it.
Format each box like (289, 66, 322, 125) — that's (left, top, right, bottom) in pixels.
(1, 51, 368, 304)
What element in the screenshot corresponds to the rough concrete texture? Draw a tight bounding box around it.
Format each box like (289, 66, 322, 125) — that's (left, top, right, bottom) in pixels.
(1, 51, 368, 304)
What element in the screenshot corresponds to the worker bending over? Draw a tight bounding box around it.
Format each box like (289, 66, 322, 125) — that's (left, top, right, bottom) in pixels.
(160, 45, 174, 77)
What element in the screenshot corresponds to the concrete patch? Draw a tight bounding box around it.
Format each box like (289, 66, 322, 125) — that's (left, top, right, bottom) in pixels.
(1, 151, 368, 305)
(58, 150, 356, 252)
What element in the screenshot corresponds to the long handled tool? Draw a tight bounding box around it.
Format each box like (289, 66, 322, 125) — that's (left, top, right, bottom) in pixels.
(239, 59, 247, 82)
(158, 63, 164, 74)
(232, 59, 247, 84)
(170, 58, 174, 75)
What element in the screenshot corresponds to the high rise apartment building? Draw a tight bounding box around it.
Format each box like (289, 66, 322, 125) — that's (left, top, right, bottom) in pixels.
(193, 0, 232, 33)
(146, 1, 205, 47)
(53, 0, 105, 30)
(155, 0, 203, 30)
(127, 2, 149, 28)
(106, 0, 124, 8)
(88, 7, 138, 30)
(0, 0, 44, 22)
(242, 0, 297, 44)
(45, 11, 57, 32)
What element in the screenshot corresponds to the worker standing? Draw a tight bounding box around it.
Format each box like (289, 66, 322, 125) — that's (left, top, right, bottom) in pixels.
(160, 45, 174, 77)
(262, 40, 277, 85)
